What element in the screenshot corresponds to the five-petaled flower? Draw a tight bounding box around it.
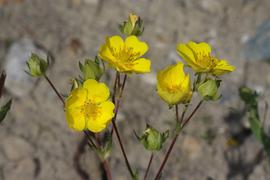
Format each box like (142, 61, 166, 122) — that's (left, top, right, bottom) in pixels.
(98, 35, 151, 73)
(177, 41, 235, 76)
(65, 79, 115, 132)
(157, 62, 192, 105)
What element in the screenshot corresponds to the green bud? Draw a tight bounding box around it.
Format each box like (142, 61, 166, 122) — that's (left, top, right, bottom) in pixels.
(119, 13, 144, 37)
(26, 53, 48, 77)
(198, 79, 221, 101)
(79, 57, 103, 81)
(135, 124, 169, 151)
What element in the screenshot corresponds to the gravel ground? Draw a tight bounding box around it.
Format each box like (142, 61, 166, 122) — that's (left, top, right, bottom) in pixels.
(0, 0, 270, 179)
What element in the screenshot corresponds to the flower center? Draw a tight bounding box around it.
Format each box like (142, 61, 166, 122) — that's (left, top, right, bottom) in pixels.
(82, 101, 101, 120)
(166, 84, 181, 93)
(195, 53, 218, 70)
(110, 45, 140, 64)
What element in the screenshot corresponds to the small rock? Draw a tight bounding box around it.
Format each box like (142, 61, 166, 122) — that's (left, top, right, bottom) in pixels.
(2, 136, 34, 161)
(4, 38, 47, 97)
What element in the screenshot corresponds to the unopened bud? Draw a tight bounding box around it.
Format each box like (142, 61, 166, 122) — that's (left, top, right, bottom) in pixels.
(26, 53, 48, 77)
(135, 124, 169, 151)
(79, 57, 103, 81)
(119, 13, 144, 37)
(198, 79, 221, 100)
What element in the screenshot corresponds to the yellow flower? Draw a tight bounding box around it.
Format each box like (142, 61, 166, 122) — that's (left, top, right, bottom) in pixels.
(65, 79, 115, 133)
(99, 35, 151, 73)
(177, 41, 235, 76)
(157, 62, 192, 105)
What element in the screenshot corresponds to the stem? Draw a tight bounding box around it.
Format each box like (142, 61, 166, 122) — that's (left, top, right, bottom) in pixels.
(44, 75, 65, 105)
(112, 72, 119, 104)
(112, 120, 135, 177)
(143, 153, 154, 180)
(110, 73, 134, 177)
(102, 160, 112, 180)
(180, 104, 189, 126)
(175, 104, 179, 122)
(0, 71, 6, 98)
(84, 131, 112, 180)
(154, 101, 203, 180)
(111, 73, 127, 135)
(181, 101, 203, 129)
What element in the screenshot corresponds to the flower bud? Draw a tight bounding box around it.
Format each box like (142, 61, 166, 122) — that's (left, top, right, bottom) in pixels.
(26, 53, 48, 77)
(135, 124, 169, 151)
(119, 13, 144, 37)
(198, 79, 220, 100)
(79, 57, 103, 81)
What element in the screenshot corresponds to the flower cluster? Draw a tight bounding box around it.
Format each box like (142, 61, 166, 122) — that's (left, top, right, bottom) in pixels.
(157, 41, 235, 105)
(26, 13, 236, 179)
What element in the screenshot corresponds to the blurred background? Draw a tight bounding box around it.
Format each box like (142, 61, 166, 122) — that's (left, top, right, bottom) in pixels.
(1, 0, 270, 179)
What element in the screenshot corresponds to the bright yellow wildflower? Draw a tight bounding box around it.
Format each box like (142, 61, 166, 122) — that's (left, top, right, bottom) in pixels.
(98, 35, 151, 73)
(177, 41, 235, 76)
(65, 79, 115, 133)
(157, 62, 192, 105)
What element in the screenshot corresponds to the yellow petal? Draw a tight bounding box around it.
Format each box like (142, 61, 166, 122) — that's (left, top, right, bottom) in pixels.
(83, 79, 110, 103)
(157, 63, 185, 88)
(131, 58, 151, 73)
(177, 43, 195, 63)
(187, 41, 211, 56)
(107, 35, 124, 51)
(213, 59, 236, 76)
(125, 36, 148, 57)
(98, 44, 116, 63)
(65, 108, 86, 131)
(157, 63, 192, 105)
(65, 88, 87, 109)
(87, 101, 115, 133)
(157, 83, 191, 105)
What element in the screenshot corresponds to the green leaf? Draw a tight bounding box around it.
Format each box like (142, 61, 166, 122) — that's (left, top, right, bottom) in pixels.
(248, 109, 262, 141)
(239, 86, 270, 160)
(0, 99, 12, 123)
(261, 131, 270, 159)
